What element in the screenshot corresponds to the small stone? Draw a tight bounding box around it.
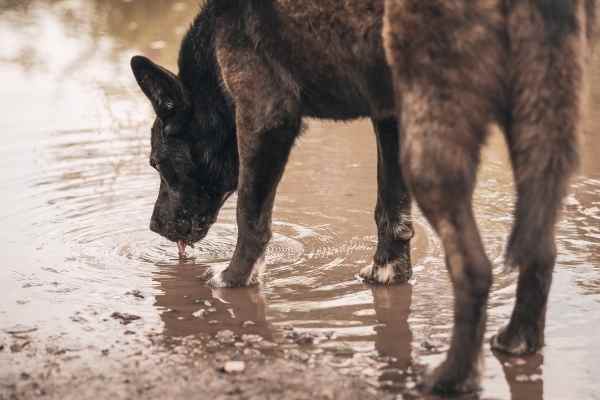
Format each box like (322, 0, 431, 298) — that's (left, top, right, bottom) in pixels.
(208, 320, 219, 325)
(125, 290, 145, 299)
(207, 307, 217, 313)
(216, 330, 235, 344)
(124, 330, 136, 335)
(243, 348, 261, 358)
(242, 320, 256, 327)
(286, 349, 309, 362)
(20, 372, 31, 380)
(420, 340, 438, 351)
(257, 341, 277, 349)
(204, 300, 212, 307)
(192, 309, 206, 318)
(111, 312, 141, 325)
(286, 331, 317, 345)
(514, 358, 527, 366)
(241, 334, 263, 344)
(222, 361, 245, 373)
(10, 341, 30, 353)
(101, 349, 109, 356)
(70, 315, 88, 323)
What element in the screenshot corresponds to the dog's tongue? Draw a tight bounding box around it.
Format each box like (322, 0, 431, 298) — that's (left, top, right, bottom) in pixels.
(177, 240, 187, 258)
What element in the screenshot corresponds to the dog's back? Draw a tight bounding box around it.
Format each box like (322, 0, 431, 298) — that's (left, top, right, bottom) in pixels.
(384, 0, 595, 394)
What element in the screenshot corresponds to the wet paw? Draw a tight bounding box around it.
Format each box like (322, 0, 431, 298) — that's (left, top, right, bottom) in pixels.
(491, 326, 541, 356)
(424, 362, 480, 396)
(207, 270, 239, 288)
(358, 258, 412, 285)
(207, 259, 264, 288)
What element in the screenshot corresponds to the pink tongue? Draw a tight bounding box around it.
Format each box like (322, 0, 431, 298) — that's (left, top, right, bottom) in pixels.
(177, 240, 187, 258)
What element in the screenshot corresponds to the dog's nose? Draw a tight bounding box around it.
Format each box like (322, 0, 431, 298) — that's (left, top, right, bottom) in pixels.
(175, 218, 191, 235)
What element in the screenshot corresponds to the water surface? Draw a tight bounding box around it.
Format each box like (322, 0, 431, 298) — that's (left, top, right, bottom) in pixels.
(1, 1, 599, 399)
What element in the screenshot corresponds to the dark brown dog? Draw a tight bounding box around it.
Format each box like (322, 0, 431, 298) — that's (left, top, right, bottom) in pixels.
(131, 0, 596, 395)
(131, 1, 413, 288)
(384, 0, 596, 393)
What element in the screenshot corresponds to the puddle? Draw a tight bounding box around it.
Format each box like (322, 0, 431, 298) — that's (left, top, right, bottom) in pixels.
(0, 1, 599, 399)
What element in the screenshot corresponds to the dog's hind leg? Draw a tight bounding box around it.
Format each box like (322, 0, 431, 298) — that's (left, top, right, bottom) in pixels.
(359, 117, 413, 284)
(491, 1, 587, 356)
(384, 0, 504, 393)
(400, 89, 493, 394)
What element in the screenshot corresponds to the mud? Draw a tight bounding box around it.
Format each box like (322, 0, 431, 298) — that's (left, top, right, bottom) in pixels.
(1, 1, 600, 399)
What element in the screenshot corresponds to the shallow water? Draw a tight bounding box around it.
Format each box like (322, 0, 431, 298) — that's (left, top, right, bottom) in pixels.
(1, 1, 599, 399)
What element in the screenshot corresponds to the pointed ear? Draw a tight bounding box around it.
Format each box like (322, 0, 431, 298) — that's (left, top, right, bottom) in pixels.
(130, 55, 190, 118)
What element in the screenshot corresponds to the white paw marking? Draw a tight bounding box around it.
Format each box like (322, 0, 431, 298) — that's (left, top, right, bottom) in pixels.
(208, 257, 266, 288)
(359, 263, 396, 285)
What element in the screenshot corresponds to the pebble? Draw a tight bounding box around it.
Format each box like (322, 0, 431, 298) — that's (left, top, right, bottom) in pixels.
(242, 320, 256, 327)
(286, 349, 310, 362)
(222, 361, 246, 373)
(125, 290, 145, 299)
(241, 334, 263, 344)
(192, 309, 206, 318)
(243, 348, 261, 358)
(110, 312, 141, 325)
(216, 330, 236, 344)
(286, 331, 317, 345)
(10, 341, 30, 353)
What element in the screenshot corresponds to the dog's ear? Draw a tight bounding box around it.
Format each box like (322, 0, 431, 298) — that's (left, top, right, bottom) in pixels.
(130, 55, 190, 119)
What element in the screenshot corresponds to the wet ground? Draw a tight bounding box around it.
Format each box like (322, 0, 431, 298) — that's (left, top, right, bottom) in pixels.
(1, 1, 600, 399)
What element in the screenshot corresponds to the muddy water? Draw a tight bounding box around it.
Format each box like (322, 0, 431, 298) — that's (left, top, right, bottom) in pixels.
(1, 1, 599, 399)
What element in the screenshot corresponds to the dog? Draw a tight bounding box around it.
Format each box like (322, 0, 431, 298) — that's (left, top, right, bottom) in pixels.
(131, 0, 595, 395)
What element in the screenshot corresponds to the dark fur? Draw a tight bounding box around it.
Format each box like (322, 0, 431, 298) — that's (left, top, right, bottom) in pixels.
(131, 0, 595, 395)
(385, 0, 595, 394)
(130, 0, 413, 286)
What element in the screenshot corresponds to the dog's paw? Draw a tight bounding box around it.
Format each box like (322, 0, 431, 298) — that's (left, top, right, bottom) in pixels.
(358, 259, 412, 285)
(208, 270, 237, 288)
(422, 361, 480, 396)
(207, 259, 264, 288)
(491, 326, 541, 356)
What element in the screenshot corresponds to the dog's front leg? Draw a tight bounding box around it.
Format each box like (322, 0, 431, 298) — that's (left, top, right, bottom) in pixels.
(210, 111, 301, 288)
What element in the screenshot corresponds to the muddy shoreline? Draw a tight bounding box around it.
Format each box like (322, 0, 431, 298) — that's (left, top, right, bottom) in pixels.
(1, 327, 404, 400)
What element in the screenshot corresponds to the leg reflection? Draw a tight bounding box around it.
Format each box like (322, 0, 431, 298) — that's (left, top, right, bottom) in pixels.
(153, 263, 272, 340)
(371, 284, 414, 388)
(495, 352, 544, 400)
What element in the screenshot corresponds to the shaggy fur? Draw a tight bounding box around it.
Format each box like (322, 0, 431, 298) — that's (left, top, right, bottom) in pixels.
(130, 0, 413, 290)
(131, 0, 596, 395)
(384, 0, 596, 394)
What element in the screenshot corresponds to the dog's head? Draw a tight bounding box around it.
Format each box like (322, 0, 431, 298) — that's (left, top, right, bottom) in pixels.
(130, 55, 237, 247)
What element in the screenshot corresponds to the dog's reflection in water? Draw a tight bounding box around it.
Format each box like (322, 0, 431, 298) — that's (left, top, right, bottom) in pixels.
(371, 284, 414, 388)
(153, 263, 273, 341)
